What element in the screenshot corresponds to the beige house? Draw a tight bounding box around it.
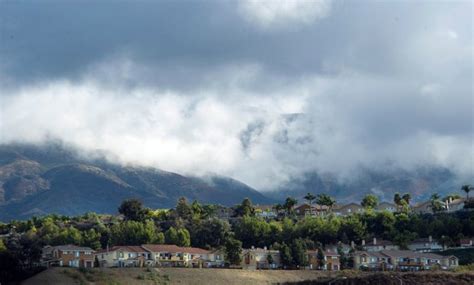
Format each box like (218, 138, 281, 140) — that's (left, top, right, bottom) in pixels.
(353, 250, 458, 271)
(333, 203, 364, 216)
(412, 201, 434, 214)
(95, 246, 152, 268)
(142, 244, 224, 268)
(407, 236, 443, 252)
(241, 247, 281, 269)
(294, 204, 329, 217)
(307, 249, 340, 271)
(376, 202, 397, 213)
(363, 238, 399, 252)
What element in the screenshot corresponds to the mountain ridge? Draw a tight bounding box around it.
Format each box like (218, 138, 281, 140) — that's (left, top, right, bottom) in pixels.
(0, 143, 273, 221)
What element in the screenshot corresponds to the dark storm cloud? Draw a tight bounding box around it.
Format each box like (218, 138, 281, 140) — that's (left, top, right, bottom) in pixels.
(0, 0, 472, 189)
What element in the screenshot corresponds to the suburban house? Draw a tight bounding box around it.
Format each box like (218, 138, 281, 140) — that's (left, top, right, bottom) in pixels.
(352, 251, 393, 271)
(353, 250, 458, 271)
(376, 202, 397, 213)
(333, 203, 364, 216)
(363, 238, 399, 252)
(241, 247, 281, 269)
(95, 245, 152, 268)
(326, 242, 352, 255)
(142, 244, 224, 268)
(41, 245, 95, 268)
(294, 204, 329, 217)
(412, 201, 434, 214)
(407, 236, 443, 252)
(460, 238, 474, 248)
(254, 205, 277, 219)
(307, 249, 341, 271)
(215, 206, 234, 220)
(445, 198, 466, 213)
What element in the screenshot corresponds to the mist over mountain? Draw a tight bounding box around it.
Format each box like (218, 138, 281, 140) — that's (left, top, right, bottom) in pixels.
(0, 142, 467, 221)
(0, 143, 272, 221)
(270, 167, 460, 204)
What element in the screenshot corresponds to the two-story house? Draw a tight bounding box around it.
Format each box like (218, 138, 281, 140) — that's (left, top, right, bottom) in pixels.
(353, 250, 459, 271)
(333, 203, 364, 216)
(95, 245, 152, 267)
(407, 236, 443, 252)
(363, 238, 399, 252)
(307, 248, 341, 271)
(241, 247, 281, 270)
(42, 245, 95, 268)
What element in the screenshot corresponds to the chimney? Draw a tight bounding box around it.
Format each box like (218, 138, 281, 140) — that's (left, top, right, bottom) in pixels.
(373, 237, 377, 245)
(264, 246, 267, 251)
(362, 239, 365, 246)
(251, 246, 255, 250)
(429, 235, 432, 243)
(351, 241, 355, 248)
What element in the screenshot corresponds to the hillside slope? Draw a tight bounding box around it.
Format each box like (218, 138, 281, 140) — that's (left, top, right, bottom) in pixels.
(0, 143, 272, 221)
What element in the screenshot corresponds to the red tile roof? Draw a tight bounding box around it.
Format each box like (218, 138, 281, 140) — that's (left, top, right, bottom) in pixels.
(96, 245, 149, 254)
(142, 244, 209, 254)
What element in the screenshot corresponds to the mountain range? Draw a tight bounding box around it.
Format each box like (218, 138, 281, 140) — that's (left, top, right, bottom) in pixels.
(0, 143, 272, 221)
(0, 143, 466, 222)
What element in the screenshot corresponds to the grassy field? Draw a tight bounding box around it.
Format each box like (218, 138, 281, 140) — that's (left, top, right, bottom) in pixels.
(21, 267, 474, 285)
(21, 267, 340, 285)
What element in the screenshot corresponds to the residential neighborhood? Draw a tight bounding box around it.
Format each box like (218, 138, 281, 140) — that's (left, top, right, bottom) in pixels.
(39, 237, 467, 272)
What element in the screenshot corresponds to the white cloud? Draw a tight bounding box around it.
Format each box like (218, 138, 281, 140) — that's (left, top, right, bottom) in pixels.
(238, 0, 332, 29)
(1, 63, 472, 190)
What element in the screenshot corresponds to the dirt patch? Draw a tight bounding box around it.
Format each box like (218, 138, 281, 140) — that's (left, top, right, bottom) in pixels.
(21, 268, 474, 285)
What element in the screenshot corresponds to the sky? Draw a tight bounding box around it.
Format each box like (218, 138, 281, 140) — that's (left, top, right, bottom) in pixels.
(0, 0, 472, 190)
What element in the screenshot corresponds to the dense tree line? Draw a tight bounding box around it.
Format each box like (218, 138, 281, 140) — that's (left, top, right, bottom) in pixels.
(1, 192, 473, 283)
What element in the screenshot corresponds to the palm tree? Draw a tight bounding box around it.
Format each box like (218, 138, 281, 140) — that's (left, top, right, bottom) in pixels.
(283, 197, 298, 216)
(430, 193, 444, 213)
(393, 193, 401, 211)
(316, 194, 336, 213)
(461, 185, 472, 200)
(304, 193, 316, 206)
(304, 193, 317, 216)
(402, 193, 411, 205)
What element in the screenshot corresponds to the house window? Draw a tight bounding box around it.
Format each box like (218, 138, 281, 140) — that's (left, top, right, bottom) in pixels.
(75, 251, 80, 257)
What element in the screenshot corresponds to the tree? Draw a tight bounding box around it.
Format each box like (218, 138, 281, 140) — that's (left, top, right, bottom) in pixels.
(118, 199, 147, 222)
(81, 229, 101, 250)
(290, 238, 308, 268)
(461, 185, 472, 199)
(316, 194, 336, 212)
(430, 193, 445, 213)
(165, 227, 178, 244)
(304, 193, 316, 206)
(267, 253, 274, 266)
(0, 239, 5, 252)
(361, 194, 378, 209)
(279, 243, 293, 268)
(233, 198, 255, 217)
(110, 220, 161, 245)
(191, 218, 231, 248)
(283, 197, 298, 216)
(225, 237, 242, 265)
(176, 197, 193, 220)
(393, 193, 402, 211)
(176, 228, 191, 247)
(402, 193, 411, 206)
(317, 247, 325, 270)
